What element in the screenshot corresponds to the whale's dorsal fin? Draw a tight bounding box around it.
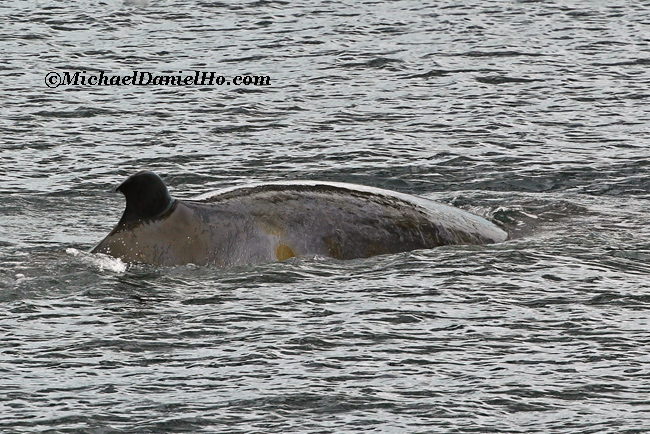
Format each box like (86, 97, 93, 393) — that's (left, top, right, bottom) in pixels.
(116, 171, 175, 225)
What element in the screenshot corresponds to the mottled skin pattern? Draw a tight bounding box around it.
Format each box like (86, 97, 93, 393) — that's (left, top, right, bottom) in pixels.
(92, 173, 507, 267)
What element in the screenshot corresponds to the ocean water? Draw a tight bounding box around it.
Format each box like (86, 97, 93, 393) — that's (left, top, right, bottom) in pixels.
(1, 0, 649, 433)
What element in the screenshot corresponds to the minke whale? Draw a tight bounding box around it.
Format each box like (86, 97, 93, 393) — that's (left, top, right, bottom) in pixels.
(91, 171, 507, 267)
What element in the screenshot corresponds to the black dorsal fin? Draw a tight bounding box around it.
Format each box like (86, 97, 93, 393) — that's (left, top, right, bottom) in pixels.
(115, 171, 175, 226)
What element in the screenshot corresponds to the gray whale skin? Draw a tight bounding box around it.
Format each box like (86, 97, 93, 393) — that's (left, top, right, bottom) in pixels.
(91, 171, 507, 267)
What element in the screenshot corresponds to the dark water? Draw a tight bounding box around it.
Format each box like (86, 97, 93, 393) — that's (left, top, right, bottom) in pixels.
(1, 0, 650, 432)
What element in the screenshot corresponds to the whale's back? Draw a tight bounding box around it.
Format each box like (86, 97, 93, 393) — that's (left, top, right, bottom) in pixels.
(190, 182, 507, 261)
(92, 175, 507, 267)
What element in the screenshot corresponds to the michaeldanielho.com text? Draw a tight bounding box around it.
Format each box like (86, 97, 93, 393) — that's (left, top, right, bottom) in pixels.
(45, 71, 271, 88)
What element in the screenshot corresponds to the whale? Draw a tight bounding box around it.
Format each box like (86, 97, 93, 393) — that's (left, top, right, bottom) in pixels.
(91, 171, 507, 267)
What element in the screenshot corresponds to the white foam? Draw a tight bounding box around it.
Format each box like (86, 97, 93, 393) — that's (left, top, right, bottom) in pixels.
(66, 248, 127, 273)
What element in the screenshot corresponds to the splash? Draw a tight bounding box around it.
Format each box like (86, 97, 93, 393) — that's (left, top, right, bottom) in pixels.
(66, 248, 127, 273)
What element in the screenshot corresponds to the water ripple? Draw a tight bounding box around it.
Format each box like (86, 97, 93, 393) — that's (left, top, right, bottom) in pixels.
(1, 0, 650, 433)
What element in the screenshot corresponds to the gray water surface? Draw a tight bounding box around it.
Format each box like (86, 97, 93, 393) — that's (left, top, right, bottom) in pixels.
(1, 1, 649, 433)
